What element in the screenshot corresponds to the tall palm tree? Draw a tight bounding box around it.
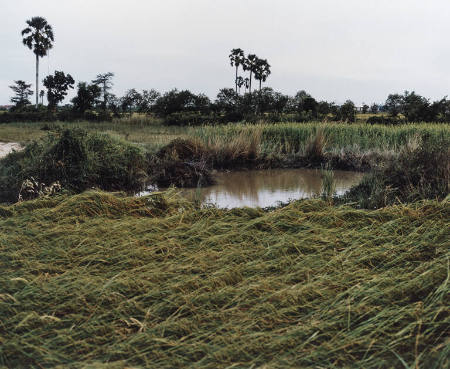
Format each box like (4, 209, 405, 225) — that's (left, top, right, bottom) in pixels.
(229, 48, 245, 94)
(22, 17, 54, 108)
(243, 54, 258, 94)
(254, 58, 271, 91)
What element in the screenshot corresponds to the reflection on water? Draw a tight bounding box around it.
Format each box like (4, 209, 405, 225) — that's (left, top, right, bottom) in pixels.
(175, 169, 364, 208)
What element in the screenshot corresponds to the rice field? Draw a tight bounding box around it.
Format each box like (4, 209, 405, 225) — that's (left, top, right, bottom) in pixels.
(1, 120, 448, 155)
(0, 190, 448, 368)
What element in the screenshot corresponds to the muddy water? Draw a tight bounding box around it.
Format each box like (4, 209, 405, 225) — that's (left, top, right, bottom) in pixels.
(169, 169, 364, 208)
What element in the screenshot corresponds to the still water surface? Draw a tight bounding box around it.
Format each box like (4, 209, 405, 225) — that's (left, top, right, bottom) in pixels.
(148, 168, 364, 208)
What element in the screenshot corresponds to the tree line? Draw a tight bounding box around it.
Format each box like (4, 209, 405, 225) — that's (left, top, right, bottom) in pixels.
(5, 16, 450, 124)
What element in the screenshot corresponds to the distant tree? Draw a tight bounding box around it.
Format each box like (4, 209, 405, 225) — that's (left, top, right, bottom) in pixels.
(92, 72, 114, 110)
(402, 91, 432, 122)
(136, 89, 161, 113)
(215, 88, 241, 114)
(153, 89, 211, 116)
(39, 90, 45, 105)
(253, 58, 271, 91)
(22, 17, 54, 108)
(72, 82, 102, 113)
(243, 54, 258, 93)
(244, 77, 250, 92)
(9, 80, 33, 108)
(339, 100, 356, 122)
(430, 97, 450, 122)
(229, 48, 245, 94)
(362, 104, 369, 114)
(385, 93, 404, 117)
(43, 71, 75, 109)
(271, 91, 289, 114)
(317, 101, 333, 117)
(120, 89, 142, 114)
(370, 104, 379, 114)
(293, 91, 318, 117)
(106, 93, 120, 115)
(255, 88, 288, 113)
(236, 76, 245, 94)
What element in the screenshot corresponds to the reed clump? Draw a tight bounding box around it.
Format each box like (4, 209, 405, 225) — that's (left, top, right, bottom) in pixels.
(0, 191, 448, 368)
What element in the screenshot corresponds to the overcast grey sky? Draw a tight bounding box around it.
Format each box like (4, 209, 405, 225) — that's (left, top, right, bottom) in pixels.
(2, 0, 450, 105)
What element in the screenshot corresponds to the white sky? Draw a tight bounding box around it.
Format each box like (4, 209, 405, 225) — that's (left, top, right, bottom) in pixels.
(2, 0, 450, 105)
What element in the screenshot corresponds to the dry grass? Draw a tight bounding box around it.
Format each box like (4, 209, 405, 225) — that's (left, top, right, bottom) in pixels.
(0, 191, 448, 368)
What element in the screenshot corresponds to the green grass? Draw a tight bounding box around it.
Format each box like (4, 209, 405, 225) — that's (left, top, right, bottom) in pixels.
(1, 121, 448, 154)
(191, 122, 450, 153)
(0, 191, 448, 368)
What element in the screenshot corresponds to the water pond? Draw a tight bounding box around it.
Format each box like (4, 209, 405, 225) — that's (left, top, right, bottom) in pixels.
(141, 168, 364, 208)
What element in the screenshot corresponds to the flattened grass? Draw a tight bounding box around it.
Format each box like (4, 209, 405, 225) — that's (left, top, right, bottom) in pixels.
(0, 191, 448, 368)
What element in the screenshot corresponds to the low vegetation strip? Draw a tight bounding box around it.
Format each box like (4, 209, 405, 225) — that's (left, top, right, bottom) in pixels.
(191, 122, 450, 153)
(0, 191, 448, 368)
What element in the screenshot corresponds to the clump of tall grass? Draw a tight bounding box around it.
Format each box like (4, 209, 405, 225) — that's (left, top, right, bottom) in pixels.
(206, 127, 262, 168)
(0, 191, 448, 367)
(345, 135, 449, 208)
(320, 166, 336, 201)
(304, 128, 327, 163)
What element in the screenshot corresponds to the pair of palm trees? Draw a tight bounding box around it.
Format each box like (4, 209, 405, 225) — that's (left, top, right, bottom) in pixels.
(21, 16, 54, 108)
(229, 48, 271, 94)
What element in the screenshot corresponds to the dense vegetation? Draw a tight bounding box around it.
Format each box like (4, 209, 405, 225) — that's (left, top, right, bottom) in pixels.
(0, 129, 148, 203)
(1, 123, 448, 207)
(0, 191, 448, 368)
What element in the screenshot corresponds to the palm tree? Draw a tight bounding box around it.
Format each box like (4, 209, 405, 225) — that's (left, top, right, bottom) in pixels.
(236, 76, 244, 94)
(243, 54, 258, 94)
(254, 58, 271, 91)
(22, 17, 54, 108)
(244, 77, 250, 92)
(229, 48, 245, 94)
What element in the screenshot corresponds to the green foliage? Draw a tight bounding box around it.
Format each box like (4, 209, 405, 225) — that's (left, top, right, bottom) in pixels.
(9, 80, 33, 108)
(0, 192, 448, 367)
(338, 100, 356, 122)
(92, 72, 114, 110)
(153, 89, 211, 117)
(71, 82, 102, 113)
(0, 129, 148, 203)
(21, 16, 54, 57)
(43, 71, 75, 109)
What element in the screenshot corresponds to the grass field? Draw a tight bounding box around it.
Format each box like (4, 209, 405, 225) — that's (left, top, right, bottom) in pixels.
(0, 191, 448, 368)
(1, 120, 448, 156)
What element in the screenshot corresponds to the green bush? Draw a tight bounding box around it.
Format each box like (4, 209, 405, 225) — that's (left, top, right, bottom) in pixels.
(0, 129, 148, 203)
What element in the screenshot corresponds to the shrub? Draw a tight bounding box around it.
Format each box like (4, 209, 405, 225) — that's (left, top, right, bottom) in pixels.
(0, 129, 148, 203)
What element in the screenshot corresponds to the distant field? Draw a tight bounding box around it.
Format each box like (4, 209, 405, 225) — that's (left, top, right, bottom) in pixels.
(0, 120, 448, 155)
